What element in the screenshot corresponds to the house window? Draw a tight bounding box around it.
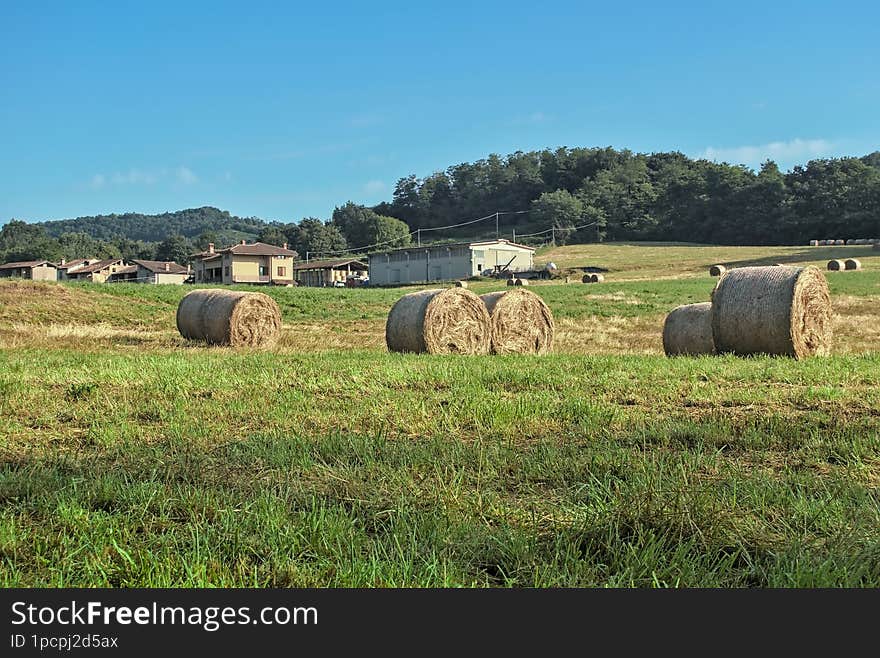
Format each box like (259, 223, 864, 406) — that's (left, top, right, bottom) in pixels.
(259, 266, 269, 276)
(224, 266, 230, 277)
(277, 266, 286, 277)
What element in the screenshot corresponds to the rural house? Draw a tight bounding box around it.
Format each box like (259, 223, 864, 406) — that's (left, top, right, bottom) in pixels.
(191, 241, 297, 285)
(368, 239, 535, 286)
(130, 260, 190, 284)
(55, 258, 101, 280)
(0, 260, 58, 281)
(66, 259, 129, 283)
(294, 258, 368, 287)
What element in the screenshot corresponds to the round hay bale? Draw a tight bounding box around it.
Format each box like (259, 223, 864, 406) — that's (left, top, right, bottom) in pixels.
(809, 240, 819, 246)
(710, 265, 832, 359)
(514, 278, 529, 286)
(846, 239, 855, 245)
(827, 259, 845, 271)
(454, 280, 469, 288)
(662, 302, 715, 357)
(385, 288, 490, 355)
(581, 274, 591, 283)
(176, 289, 282, 347)
(506, 278, 518, 287)
(590, 273, 605, 283)
(874, 242, 880, 250)
(480, 289, 554, 355)
(835, 239, 845, 245)
(709, 264, 727, 277)
(817, 240, 827, 246)
(844, 258, 862, 271)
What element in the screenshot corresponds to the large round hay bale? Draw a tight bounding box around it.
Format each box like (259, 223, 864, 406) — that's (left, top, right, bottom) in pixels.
(480, 289, 554, 355)
(809, 240, 819, 246)
(506, 278, 518, 287)
(454, 280, 468, 288)
(827, 259, 845, 271)
(176, 289, 282, 347)
(514, 278, 529, 286)
(834, 239, 845, 245)
(662, 302, 715, 357)
(844, 258, 862, 271)
(709, 264, 727, 277)
(710, 265, 832, 359)
(385, 288, 490, 354)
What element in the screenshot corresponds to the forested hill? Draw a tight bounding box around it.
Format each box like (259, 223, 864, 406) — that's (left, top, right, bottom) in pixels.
(34, 207, 267, 243)
(375, 148, 880, 245)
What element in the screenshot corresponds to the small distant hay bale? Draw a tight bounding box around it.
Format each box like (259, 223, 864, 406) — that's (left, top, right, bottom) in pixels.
(176, 289, 282, 347)
(581, 274, 591, 283)
(827, 259, 845, 271)
(817, 240, 827, 246)
(385, 288, 490, 354)
(710, 265, 832, 359)
(663, 302, 715, 357)
(809, 240, 819, 246)
(846, 239, 855, 245)
(709, 265, 727, 277)
(590, 273, 605, 283)
(844, 258, 862, 271)
(835, 239, 845, 245)
(514, 278, 529, 286)
(855, 239, 867, 245)
(874, 242, 880, 250)
(480, 289, 554, 355)
(454, 280, 468, 288)
(506, 278, 518, 287)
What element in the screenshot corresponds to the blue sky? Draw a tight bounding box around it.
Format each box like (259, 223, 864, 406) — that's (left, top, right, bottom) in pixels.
(1, 1, 877, 224)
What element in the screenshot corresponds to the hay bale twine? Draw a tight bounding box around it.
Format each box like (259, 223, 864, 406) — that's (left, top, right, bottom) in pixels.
(514, 278, 529, 286)
(827, 259, 845, 271)
(480, 289, 554, 355)
(385, 288, 490, 355)
(809, 240, 819, 246)
(662, 302, 715, 357)
(454, 280, 469, 288)
(176, 289, 282, 347)
(710, 265, 832, 359)
(709, 264, 727, 277)
(506, 278, 518, 287)
(844, 258, 862, 271)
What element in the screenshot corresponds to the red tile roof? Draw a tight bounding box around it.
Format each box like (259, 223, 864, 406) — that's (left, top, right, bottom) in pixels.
(293, 258, 367, 271)
(70, 259, 124, 275)
(131, 259, 189, 274)
(0, 260, 53, 269)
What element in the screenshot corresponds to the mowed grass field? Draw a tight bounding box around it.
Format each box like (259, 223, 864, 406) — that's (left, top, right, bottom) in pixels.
(1, 243, 879, 586)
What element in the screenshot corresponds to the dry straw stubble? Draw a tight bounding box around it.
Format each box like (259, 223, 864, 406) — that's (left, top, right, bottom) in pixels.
(176, 289, 282, 347)
(385, 287, 491, 354)
(710, 265, 832, 359)
(663, 302, 715, 356)
(480, 288, 554, 354)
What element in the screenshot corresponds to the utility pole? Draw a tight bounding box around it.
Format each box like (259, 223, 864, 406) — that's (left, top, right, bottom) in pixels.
(512, 229, 516, 243)
(417, 228, 421, 247)
(551, 227, 556, 247)
(495, 211, 499, 239)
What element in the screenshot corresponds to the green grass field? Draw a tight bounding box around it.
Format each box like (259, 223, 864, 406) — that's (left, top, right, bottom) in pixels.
(1, 243, 879, 586)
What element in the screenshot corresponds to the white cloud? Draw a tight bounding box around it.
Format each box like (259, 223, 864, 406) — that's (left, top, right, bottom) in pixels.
(508, 111, 552, 126)
(363, 180, 387, 195)
(88, 166, 199, 189)
(175, 166, 198, 185)
(698, 138, 835, 168)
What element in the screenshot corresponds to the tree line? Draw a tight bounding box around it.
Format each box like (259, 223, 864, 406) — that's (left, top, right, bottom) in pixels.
(2, 146, 878, 265)
(377, 148, 880, 245)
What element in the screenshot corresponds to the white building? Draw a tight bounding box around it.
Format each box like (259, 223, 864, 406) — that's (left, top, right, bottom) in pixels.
(368, 239, 535, 286)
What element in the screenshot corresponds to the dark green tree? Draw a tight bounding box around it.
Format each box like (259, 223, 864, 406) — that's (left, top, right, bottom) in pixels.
(156, 234, 192, 264)
(530, 190, 584, 245)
